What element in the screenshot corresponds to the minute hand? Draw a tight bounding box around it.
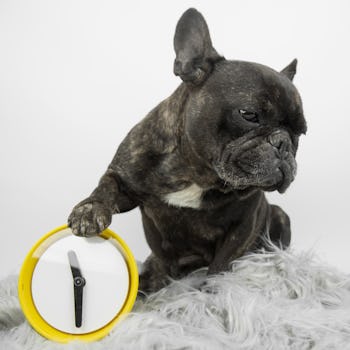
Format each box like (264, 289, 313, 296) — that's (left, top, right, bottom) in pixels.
(68, 250, 86, 328)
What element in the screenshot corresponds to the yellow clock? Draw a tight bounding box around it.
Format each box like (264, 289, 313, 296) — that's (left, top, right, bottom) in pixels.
(18, 225, 139, 343)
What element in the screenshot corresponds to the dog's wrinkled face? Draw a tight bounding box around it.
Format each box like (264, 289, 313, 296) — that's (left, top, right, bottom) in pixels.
(174, 9, 307, 193)
(184, 60, 306, 193)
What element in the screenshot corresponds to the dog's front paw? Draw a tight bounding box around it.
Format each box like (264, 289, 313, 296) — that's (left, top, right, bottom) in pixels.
(68, 200, 112, 237)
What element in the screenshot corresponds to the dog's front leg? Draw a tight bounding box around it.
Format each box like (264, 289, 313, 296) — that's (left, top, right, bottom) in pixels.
(208, 208, 266, 275)
(208, 229, 257, 275)
(68, 169, 138, 237)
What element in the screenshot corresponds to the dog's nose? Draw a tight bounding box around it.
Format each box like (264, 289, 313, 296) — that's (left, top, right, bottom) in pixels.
(268, 131, 283, 148)
(268, 131, 291, 158)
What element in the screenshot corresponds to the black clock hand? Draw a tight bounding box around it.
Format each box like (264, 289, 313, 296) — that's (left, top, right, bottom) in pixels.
(67, 250, 86, 328)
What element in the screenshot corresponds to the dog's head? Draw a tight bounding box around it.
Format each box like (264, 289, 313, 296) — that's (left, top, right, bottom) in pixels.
(174, 8, 306, 193)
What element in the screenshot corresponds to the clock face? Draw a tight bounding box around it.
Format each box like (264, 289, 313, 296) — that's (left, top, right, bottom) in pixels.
(18, 226, 138, 342)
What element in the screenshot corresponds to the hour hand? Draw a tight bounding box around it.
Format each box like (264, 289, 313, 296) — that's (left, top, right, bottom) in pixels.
(67, 250, 86, 328)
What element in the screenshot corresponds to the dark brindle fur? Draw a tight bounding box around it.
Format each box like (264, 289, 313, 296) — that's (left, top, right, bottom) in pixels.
(68, 8, 306, 293)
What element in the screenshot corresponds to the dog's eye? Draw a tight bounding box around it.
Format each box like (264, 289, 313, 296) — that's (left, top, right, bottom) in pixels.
(239, 109, 259, 124)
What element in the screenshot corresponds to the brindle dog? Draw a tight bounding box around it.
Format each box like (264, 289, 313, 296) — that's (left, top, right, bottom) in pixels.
(68, 8, 306, 293)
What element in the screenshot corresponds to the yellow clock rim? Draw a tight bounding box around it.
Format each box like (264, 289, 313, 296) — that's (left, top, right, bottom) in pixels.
(18, 224, 139, 343)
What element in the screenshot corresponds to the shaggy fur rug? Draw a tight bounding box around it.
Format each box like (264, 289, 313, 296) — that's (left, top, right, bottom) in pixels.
(1, 247, 350, 350)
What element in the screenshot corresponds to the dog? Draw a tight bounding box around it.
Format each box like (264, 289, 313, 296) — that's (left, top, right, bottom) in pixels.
(68, 8, 307, 293)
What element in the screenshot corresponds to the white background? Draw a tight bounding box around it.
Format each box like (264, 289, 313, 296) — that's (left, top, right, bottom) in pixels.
(1, 0, 349, 278)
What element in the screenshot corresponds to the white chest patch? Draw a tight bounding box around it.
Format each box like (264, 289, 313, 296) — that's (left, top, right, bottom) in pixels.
(163, 183, 204, 209)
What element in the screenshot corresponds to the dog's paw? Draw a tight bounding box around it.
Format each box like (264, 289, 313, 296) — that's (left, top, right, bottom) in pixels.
(68, 200, 112, 237)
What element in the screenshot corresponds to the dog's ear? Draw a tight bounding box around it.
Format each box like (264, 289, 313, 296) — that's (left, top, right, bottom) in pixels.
(173, 8, 223, 85)
(280, 59, 298, 81)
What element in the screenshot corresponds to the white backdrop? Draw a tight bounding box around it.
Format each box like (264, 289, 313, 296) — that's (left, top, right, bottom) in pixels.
(1, 0, 349, 278)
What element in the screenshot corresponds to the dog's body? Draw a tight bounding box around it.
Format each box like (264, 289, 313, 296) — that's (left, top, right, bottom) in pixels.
(68, 9, 306, 293)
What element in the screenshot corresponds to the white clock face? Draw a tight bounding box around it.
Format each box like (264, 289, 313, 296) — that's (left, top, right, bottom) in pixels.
(31, 228, 130, 334)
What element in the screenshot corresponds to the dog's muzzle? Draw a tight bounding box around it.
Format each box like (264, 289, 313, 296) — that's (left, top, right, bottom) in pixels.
(266, 130, 297, 192)
(215, 129, 297, 193)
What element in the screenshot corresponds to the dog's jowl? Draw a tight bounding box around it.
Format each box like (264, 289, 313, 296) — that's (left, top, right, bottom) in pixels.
(68, 8, 306, 293)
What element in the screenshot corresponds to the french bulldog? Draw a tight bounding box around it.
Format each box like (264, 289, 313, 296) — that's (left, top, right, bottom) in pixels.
(68, 8, 307, 293)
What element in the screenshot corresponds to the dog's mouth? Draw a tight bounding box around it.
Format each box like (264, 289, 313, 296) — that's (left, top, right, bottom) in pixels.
(214, 130, 297, 194)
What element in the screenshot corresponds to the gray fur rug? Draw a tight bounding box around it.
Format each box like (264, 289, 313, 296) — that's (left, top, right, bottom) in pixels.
(1, 247, 350, 350)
